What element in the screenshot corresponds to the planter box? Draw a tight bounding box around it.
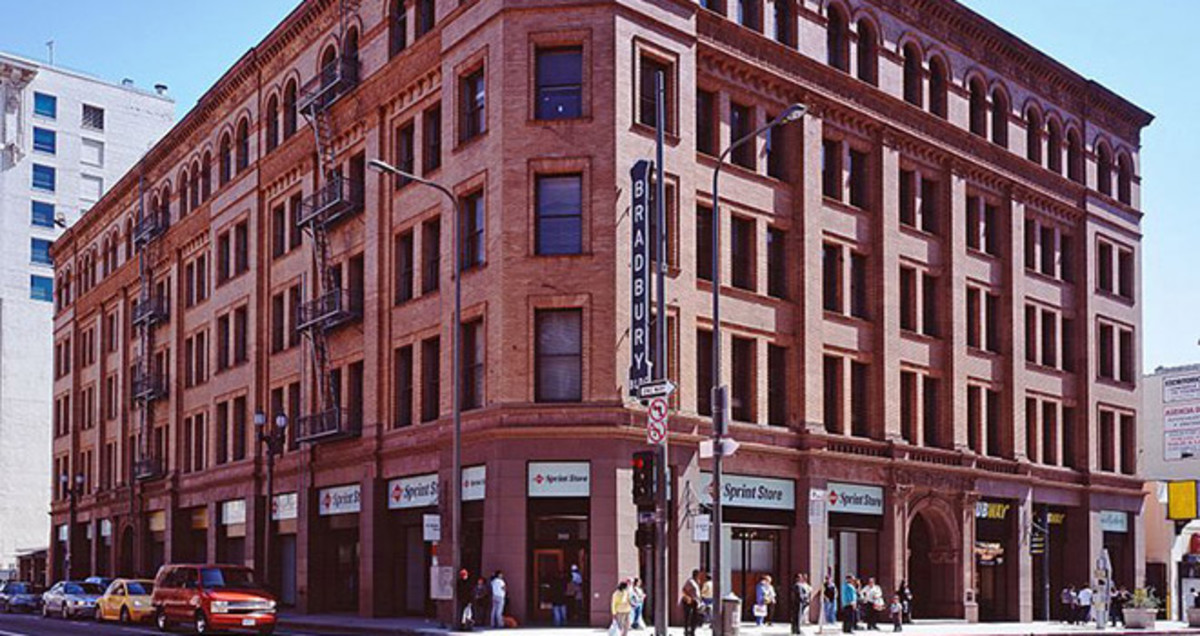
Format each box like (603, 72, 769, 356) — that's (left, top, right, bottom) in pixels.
(1186, 607, 1200, 628)
(1123, 607, 1157, 629)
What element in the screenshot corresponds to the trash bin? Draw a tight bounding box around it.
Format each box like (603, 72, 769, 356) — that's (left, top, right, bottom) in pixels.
(722, 593, 742, 636)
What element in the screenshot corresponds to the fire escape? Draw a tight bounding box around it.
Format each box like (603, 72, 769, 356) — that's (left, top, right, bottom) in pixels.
(294, 0, 363, 443)
(132, 180, 170, 480)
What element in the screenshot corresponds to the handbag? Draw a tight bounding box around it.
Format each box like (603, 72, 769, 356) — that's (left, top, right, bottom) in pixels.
(753, 603, 769, 618)
(608, 618, 621, 636)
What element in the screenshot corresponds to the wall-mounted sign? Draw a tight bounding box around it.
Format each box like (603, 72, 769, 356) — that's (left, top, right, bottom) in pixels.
(528, 462, 590, 498)
(1164, 404, 1200, 461)
(388, 473, 439, 510)
(692, 513, 711, 543)
(1099, 510, 1128, 533)
(975, 501, 1011, 521)
(627, 159, 653, 395)
(826, 482, 884, 516)
(463, 465, 486, 502)
(699, 473, 796, 511)
(423, 514, 441, 542)
(318, 483, 361, 516)
(809, 489, 827, 525)
(57, 525, 67, 542)
(272, 492, 298, 521)
(1164, 372, 1200, 403)
(100, 519, 112, 538)
(221, 499, 246, 525)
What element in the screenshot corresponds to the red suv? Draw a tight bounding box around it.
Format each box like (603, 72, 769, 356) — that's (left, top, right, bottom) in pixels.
(151, 564, 276, 634)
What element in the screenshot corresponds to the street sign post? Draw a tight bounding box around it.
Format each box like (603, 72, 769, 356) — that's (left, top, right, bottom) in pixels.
(647, 396, 669, 445)
(638, 379, 676, 400)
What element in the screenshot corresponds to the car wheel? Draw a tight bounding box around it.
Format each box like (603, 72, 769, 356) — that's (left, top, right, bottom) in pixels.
(61, 604, 71, 620)
(95, 605, 104, 622)
(193, 610, 209, 634)
(156, 608, 171, 632)
(121, 606, 131, 623)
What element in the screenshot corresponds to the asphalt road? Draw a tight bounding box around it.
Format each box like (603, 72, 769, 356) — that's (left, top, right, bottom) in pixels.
(0, 611, 322, 636)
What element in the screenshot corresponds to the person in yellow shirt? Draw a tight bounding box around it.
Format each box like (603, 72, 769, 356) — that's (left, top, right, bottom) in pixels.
(611, 580, 633, 636)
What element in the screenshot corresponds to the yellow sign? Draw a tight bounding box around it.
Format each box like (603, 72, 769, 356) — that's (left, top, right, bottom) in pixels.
(1167, 481, 1198, 520)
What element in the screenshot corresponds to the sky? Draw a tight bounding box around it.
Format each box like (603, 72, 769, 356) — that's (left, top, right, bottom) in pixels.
(3, 1, 1196, 371)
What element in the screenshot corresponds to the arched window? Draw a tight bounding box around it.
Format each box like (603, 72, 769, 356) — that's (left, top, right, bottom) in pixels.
(902, 43, 922, 107)
(826, 5, 849, 72)
(201, 151, 213, 199)
(1025, 107, 1042, 165)
(1046, 119, 1063, 174)
(159, 186, 172, 226)
(266, 95, 279, 152)
(346, 26, 360, 60)
(1066, 128, 1083, 183)
(990, 87, 1008, 148)
(219, 133, 232, 185)
(190, 160, 200, 209)
(101, 237, 110, 277)
(1096, 142, 1113, 196)
(236, 118, 250, 172)
(1117, 154, 1133, 205)
(179, 170, 190, 216)
(928, 56, 948, 119)
(320, 45, 337, 79)
(855, 20, 877, 85)
(108, 232, 118, 271)
(283, 80, 298, 139)
(968, 78, 987, 137)
(124, 219, 133, 261)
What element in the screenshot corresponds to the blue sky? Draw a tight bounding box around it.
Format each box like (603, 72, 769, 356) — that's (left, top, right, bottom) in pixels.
(5, 1, 1194, 370)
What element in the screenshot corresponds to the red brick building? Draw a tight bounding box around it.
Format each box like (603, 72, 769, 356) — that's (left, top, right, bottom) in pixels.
(49, 0, 1151, 625)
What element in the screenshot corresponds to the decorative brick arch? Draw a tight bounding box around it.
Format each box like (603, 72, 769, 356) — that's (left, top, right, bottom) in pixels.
(907, 494, 963, 619)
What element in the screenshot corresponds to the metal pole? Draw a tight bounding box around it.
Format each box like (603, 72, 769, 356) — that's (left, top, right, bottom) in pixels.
(653, 70, 669, 636)
(66, 482, 75, 581)
(1040, 507, 1050, 621)
(264, 443, 275, 589)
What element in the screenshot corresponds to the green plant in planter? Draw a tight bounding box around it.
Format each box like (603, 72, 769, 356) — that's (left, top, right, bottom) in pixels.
(1128, 587, 1161, 610)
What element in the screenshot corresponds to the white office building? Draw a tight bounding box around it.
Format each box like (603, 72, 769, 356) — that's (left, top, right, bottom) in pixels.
(0, 51, 174, 577)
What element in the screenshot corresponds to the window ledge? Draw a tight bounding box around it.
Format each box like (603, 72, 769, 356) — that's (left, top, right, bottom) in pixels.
(822, 196, 868, 216)
(454, 130, 489, 153)
(898, 224, 940, 241)
(631, 122, 680, 145)
(1023, 267, 1072, 287)
(1095, 377, 1136, 391)
(966, 247, 1002, 261)
(1095, 289, 1135, 307)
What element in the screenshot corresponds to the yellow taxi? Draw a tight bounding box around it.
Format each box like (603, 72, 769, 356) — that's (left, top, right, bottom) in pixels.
(94, 578, 155, 623)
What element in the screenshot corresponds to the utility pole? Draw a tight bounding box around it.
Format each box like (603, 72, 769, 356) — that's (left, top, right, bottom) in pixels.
(652, 70, 669, 636)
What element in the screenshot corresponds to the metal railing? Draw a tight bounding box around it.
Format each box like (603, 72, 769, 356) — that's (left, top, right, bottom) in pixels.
(295, 172, 364, 228)
(133, 211, 167, 246)
(133, 455, 164, 481)
(295, 406, 361, 442)
(131, 363, 168, 402)
(297, 55, 359, 113)
(131, 292, 169, 327)
(295, 288, 362, 332)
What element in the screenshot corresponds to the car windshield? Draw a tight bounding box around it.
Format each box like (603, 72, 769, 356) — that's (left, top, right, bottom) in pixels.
(200, 568, 259, 590)
(7, 583, 28, 593)
(64, 583, 103, 595)
(126, 582, 153, 595)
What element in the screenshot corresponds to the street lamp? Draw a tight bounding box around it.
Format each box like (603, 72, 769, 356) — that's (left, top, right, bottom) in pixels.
(709, 103, 806, 636)
(256, 409, 288, 589)
(367, 158, 464, 628)
(60, 472, 84, 580)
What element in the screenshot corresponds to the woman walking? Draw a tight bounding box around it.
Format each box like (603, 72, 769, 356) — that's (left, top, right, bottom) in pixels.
(611, 580, 633, 636)
(630, 578, 646, 630)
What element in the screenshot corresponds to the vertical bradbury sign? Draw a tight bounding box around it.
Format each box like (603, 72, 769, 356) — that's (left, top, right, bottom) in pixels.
(629, 160, 652, 395)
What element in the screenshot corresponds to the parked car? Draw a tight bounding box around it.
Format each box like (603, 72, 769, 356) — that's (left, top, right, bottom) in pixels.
(152, 564, 276, 635)
(94, 578, 155, 623)
(0, 581, 44, 613)
(41, 580, 104, 619)
(85, 576, 115, 590)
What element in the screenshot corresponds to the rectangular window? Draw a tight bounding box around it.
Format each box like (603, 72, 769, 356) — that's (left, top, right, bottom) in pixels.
(288, 285, 301, 348)
(696, 205, 713, 281)
(1025, 305, 1038, 363)
(31, 238, 53, 265)
(422, 217, 441, 293)
(536, 309, 583, 402)
(1119, 414, 1135, 474)
(216, 314, 230, 371)
(271, 293, 285, 353)
(848, 149, 868, 208)
(32, 164, 55, 191)
(1098, 323, 1114, 380)
(697, 330, 713, 416)
(921, 272, 938, 338)
(767, 344, 786, 426)
(1060, 234, 1074, 283)
(459, 190, 485, 269)
(390, 0, 408, 56)
(731, 337, 755, 422)
(536, 47, 583, 120)
(32, 201, 56, 228)
(986, 389, 1002, 457)
(900, 371, 917, 443)
(773, 0, 791, 45)
(231, 396, 247, 461)
(967, 287, 981, 349)
(82, 104, 105, 131)
(985, 293, 1000, 354)
(234, 221, 249, 275)
(216, 401, 229, 465)
(289, 193, 303, 250)
(923, 376, 940, 448)
(233, 306, 249, 365)
(34, 92, 56, 118)
(919, 177, 938, 234)
(1062, 406, 1076, 469)
(81, 138, 103, 167)
(966, 196, 981, 250)
(983, 202, 999, 256)
(33, 127, 56, 154)
(850, 252, 868, 319)
(899, 169, 916, 227)
(767, 113, 787, 180)
(730, 102, 755, 170)
(822, 243, 843, 313)
(967, 385, 981, 453)
(31, 275, 53, 302)
(1040, 226, 1056, 277)
(416, 0, 436, 37)
(1041, 309, 1057, 368)
(1097, 240, 1113, 292)
(460, 68, 486, 142)
(462, 319, 484, 410)
(1117, 249, 1134, 299)
(637, 54, 674, 131)
(1119, 328, 1134, 383)
(271, 204, 286, 258)
(730, 216, 755, 291)
(900, 266, 916, 332)
(395, 121, 415, 188)
(850, 360, 869, 438)
(1061, 317, 1075, 372)
(822, 139, 842, 200)
(421, 337, 440, 422)
(395, 231, 415, 304)
(767, 227, 786, 298)
(394, 345, 414, 428)
(1024, 219, 1037, 270)
(649, 180, 677, 269)
(217, 232, 231, 283)
(423, 103, 442, 174)
(696, 89, 717, 156)
(536, 174, 583, 255)
(737, 0, 760, 30)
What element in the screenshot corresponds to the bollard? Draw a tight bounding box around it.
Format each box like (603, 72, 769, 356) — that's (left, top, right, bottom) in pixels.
(722, 593, 742, 636)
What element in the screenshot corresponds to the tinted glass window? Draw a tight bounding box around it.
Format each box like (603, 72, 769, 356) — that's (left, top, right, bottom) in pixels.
(33, 127, 56, 154)
(30, 275, 53, 302)
(126, 582, 153, 595)
(32, 201, 56, 227)
(535, 174, 582, 255)
(32, 164, 56, 191)
(536, 48, 583, 120)
(34, 92, 57, 118)
(200, 568, 258, 589)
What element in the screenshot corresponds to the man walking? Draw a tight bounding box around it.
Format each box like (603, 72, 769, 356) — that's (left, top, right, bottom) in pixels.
(1077, 584, 1093, 624)
(841, 575, 859, 634)
(490, 570, 507, 628)
(681, 569, 703, 636)
(791, 573, 812, 634)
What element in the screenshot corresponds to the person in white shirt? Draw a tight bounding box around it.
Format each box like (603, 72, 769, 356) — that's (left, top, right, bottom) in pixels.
(1077, 585, 1094, 623)
(490, 571, 507, 628)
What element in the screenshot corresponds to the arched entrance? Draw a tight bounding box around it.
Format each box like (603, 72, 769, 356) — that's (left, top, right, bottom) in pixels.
(119, 526, 134, 577)
(906, 499, 961, 619)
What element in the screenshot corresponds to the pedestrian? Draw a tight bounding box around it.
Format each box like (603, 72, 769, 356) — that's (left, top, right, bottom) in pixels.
(1061, 585, 1077, 623)
(1077, 584, 1093, 624)
(824, 576, 838, 626)
(612, 580, 633, 636)
(1191, 586, 1200, 610)
(791, 573, 812, 634)
(457, 569, 474, 628)
(566, 564, 584, 625)
(490, 570, 507, 629)
(841, 575, 859, 634)
(888, 594, 903, 632)
(681, 569, 703, 636)
(755, 575, 771, 626)
(856, 577, 870, 630)
(896, 581, 913, 624)
(472, 576, 489, 630)
(863, 577, 883, 630)
(630, 577, 646, 630)
(701, 572, 714, 624)
(549, 569, 568, 627)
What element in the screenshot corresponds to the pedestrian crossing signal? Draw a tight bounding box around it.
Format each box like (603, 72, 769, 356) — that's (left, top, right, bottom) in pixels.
(632, 451, 657, 508)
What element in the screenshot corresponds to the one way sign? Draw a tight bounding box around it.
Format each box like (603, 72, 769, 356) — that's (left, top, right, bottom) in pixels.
(637, 379, 676, 400)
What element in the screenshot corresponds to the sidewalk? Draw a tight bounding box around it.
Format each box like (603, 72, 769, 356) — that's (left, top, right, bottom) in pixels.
(277, 613, 1199, 636)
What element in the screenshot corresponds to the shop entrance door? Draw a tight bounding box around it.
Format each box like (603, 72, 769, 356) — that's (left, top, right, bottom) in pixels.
(277, 535, 297, 607)
(532, 549, 565, 624)
(729, 527, 782, 621)
(330, 528, 360, 612)
(907, 508, 959, 618)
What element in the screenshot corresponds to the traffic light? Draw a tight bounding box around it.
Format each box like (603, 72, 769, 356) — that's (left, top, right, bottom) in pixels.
(635, 523, 655, 549)
(632, 451, 657, 508)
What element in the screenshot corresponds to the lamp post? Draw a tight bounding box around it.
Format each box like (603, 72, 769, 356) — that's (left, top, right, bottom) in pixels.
(367, 158, 464, 627)
(709, 103, 806, 636)
(60, 472, 84, 580)
(256, 409, 288, 589)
